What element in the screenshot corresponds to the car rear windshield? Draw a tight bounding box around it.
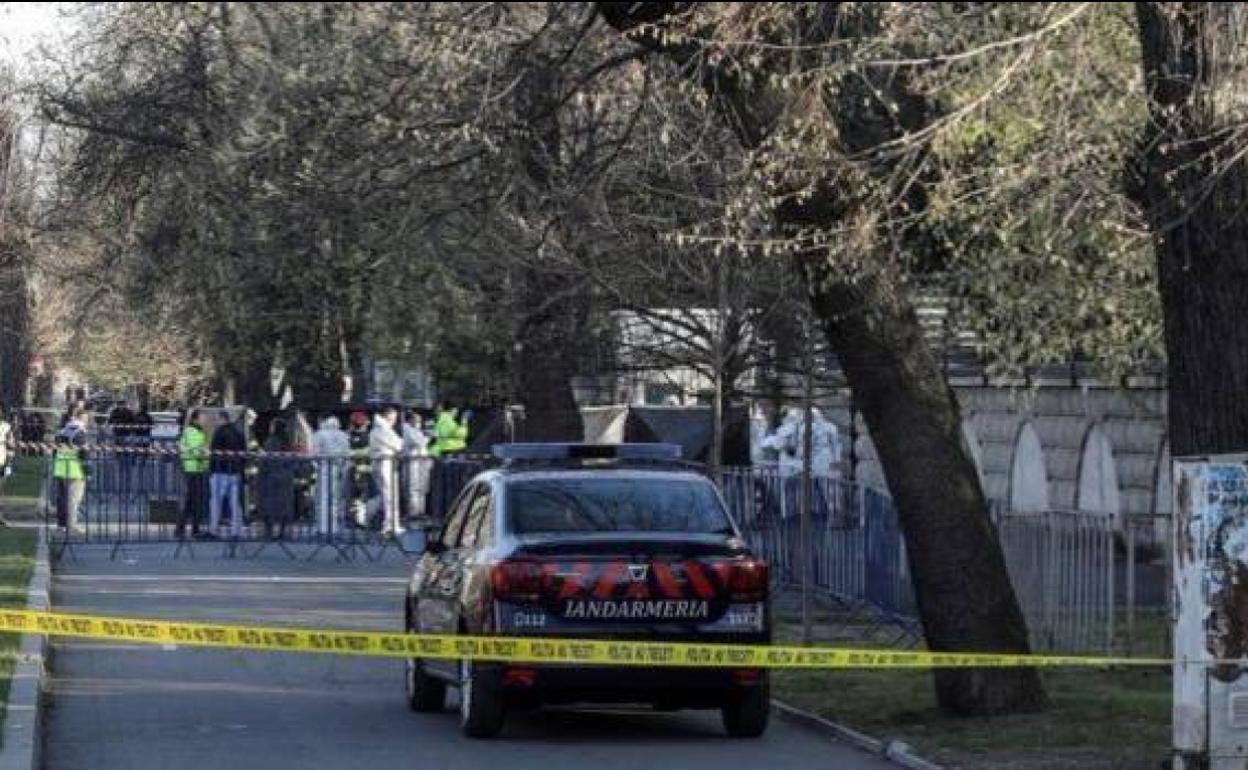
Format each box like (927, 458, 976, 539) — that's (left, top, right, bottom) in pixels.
(505, 476, 734, 535)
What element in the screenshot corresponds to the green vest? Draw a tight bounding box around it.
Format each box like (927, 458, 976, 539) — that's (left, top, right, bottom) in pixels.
(53, 447, 84, 481)
(431, 411, 468, 456)
(179, 426, 209, 474)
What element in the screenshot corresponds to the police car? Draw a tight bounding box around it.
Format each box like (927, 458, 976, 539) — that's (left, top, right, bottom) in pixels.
(404, 443, 771, 739)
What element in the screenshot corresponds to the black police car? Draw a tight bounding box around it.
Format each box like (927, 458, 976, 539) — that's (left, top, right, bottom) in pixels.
(404, 443, 771, 739)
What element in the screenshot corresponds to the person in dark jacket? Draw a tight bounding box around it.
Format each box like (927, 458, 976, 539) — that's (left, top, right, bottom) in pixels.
(208, 412, 249, 539)
(257, 419, 299, 540)
(131, 404, 154, 497)
(108, 404, 135, 495)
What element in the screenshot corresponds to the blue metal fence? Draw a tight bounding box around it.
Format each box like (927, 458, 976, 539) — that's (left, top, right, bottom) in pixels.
(718, 468, 916, 631)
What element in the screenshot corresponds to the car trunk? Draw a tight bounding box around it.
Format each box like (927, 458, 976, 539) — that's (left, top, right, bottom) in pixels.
(496, 536, 763, 624)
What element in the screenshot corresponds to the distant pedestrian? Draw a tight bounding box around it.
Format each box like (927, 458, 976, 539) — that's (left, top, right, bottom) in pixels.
(347, 410, 371, 526)
(176, 410, 210, 539)
(429, 403, 470, 457)
(0, 406, 16, 526)
(289, 410, 315, 521)
(54, 407, 89, 535)
(208, 411, 250, 539)
(257, 419, 299, 540)
(108, 403, 133, 442)
(109, 403, 136, 494)
(290, 410, 314, 454)
(132, 403, 154, 496)
(402, 411, 432, 521)
(369, 407, 404, 536)
(311, 415, 350, 536)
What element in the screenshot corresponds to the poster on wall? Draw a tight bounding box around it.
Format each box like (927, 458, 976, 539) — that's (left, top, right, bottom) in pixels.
(1173, 457, 1248, 768)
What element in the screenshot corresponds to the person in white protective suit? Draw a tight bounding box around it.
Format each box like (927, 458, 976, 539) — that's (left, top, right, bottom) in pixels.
(402, 411, 432, 520)
(311, 415, 351, 536)
(759, 406, 842, 479)
(369, 407, 405, 536)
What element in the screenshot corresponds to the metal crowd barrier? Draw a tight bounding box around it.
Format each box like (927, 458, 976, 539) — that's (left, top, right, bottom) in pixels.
(719, 468, 919, 638)
(42, 447, 480, 562)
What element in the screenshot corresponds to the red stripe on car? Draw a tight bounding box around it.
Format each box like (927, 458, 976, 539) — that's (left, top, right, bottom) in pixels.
(652, 561, 683, 599)
(594, 562, 626, 599)
(683, 560, 717, 600)
(557, 562, 593, 600)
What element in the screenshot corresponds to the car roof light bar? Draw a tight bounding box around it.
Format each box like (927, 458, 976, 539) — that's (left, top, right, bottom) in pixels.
(491, 443, 683, 462)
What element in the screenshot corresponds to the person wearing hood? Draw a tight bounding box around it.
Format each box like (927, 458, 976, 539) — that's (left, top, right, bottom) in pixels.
(758, 406, 843, 520)
(760, 407, 803, 478)
(808, 408, 842, 481)
(311, 414, 350, 536)
(369, 407, 405, 536)
(760, 406, 842, 478)
(402, 411, 432, 521)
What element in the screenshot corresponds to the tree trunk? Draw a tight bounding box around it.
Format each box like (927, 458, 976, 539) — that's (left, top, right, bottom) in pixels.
(807, 263, 1045, 714)
(1133, 2, 1248, 455)
(507, 24, 588, 444)
(0, 271, 30, 409)
(514, 288, 587, 442)
(599, 0, 1046, 715)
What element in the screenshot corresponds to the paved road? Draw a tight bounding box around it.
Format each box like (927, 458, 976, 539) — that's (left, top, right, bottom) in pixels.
(43, 543, 895, 770)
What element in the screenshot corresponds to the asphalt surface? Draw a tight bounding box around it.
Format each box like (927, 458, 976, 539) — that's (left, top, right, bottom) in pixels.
(43, 542, 896, 770)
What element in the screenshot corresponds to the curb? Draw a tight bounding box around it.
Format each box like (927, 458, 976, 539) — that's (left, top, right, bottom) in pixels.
(772, 700, 944, 770)
(0, 531, 50, 770)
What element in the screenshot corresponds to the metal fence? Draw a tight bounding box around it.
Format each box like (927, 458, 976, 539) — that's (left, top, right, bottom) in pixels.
(40, 447, 1169, 655)
(718, 469, 918, 634)
(995, 510, 1170, 657)
(720, 468, 1169, 656)
(42, 447, 461, 561)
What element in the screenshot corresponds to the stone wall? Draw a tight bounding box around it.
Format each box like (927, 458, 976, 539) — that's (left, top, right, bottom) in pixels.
(824, 385, 1169, 519)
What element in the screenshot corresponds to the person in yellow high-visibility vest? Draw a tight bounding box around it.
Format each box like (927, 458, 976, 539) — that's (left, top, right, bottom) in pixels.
(53, 407, 89, 534)
(177, 410, 210, 539)
(430, 405, 470, 457)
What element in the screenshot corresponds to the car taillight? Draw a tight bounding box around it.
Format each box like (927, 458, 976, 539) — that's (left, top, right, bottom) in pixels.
(490, 560, 544, 605)
(727, 559, 769, 603)
(503, 667, 538, 687)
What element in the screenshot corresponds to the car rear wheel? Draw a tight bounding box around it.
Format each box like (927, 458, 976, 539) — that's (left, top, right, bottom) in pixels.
(721, 678, 770, 738)
(405, 607, 446, 712)
(459, 659, 507, 739)
(405, 657, 447, 712)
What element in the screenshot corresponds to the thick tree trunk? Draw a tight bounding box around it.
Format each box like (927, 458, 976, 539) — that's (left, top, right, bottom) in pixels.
(507, 27, 587, 444)
(807, 264, 1045, 714)
(514, 285, 587, 442)
(600, 0, 1045, 715)
(0, 271, 30, 408)
(1133, 2, 1248, 455)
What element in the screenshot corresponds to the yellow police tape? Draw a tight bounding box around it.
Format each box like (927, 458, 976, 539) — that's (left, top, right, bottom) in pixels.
(0, 608, 1171, 669)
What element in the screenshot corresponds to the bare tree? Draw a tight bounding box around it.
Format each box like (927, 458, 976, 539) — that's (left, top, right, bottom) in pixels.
(599, 1, 1047, 715)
